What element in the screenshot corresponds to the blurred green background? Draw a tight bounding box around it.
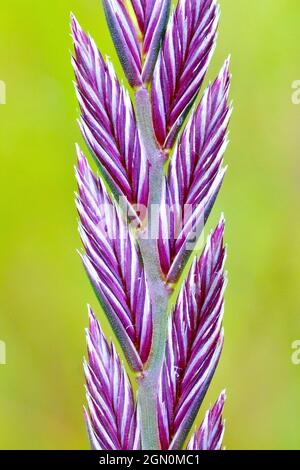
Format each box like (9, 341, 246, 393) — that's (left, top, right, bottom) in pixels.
(0, 0, 300, 450)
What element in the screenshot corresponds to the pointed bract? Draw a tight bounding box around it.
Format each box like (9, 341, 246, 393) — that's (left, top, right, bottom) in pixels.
(157, 219, 226, 449)
(84, 307, 141, 449)
(76, 147, 153, 371)
(187, 391, 226, 450)
(102, 0, 171, 87)
(151, 0, 219, 149)
(158, 60, 231, 283)
(71, 15, 149, 224)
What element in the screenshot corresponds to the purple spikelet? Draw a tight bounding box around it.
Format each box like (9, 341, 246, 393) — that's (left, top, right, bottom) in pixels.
(157, 219, 226, 449)
(187, 391, 226, 450)
(76, 147, 152, 371)
(152, 0, 219, 149)
(71, 0, 231, 451)
(84, 306, 140, 450)
(71, 16, 149, 223)
(158, 60, 231, 282)
(102, 0, 171, 87)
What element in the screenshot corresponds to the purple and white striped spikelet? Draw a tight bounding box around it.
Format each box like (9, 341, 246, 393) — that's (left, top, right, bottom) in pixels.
(72, 16, 149, 225)
(75, 147, 152, 371)
(84, 306, 140, 449)
(158, 60, 231, 283)
(102, 0, 171, 87)
(71, 0, 232, 450)
(157, 219, 226, 449)
(187, 391, 226, 450)
(152, 0, 219, 149)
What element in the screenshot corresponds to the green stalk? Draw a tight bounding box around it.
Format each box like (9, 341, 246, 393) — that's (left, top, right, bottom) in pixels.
(135, 87, 171, 450)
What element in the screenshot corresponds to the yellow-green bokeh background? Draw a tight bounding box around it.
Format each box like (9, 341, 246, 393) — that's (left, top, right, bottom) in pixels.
(0, 0, 300, 450)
